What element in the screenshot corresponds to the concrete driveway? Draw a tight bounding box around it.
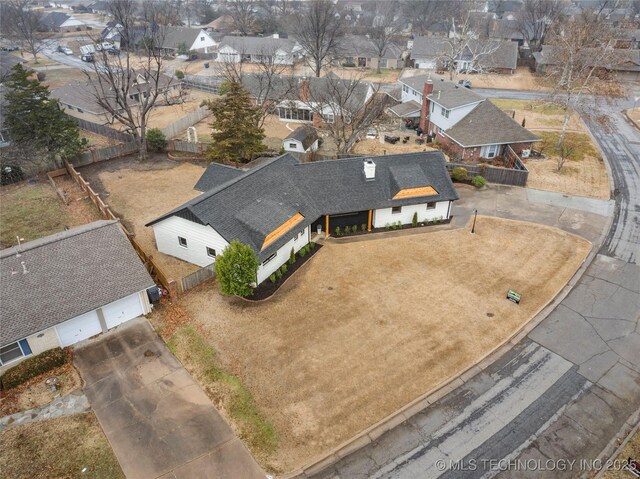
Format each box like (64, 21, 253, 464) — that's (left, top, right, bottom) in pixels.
(74, 318, 264, 479)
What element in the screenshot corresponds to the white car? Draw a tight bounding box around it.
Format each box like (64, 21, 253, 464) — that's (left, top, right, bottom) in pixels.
(61, 47, 73, 55)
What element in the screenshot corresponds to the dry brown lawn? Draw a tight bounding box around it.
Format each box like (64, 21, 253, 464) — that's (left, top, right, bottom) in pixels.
(627, 108, 640, 129)
(352, 137, 439, 156)
(177, 217, 591, 473)
(97, 162, 205, 278)
(147, 89, 215, 130)
(466, 67, 551, 91)
(601, 430, 640, 479)
(490, 99, 586, 132)
(0, 413, 123, 479)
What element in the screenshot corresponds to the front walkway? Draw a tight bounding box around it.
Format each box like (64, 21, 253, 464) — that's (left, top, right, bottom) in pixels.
(74, 318, 264, 479)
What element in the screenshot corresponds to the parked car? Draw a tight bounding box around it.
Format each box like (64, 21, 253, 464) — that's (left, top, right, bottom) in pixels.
(62, 47, 73, 55)
(81, 53, 94, 62)
(56, 45, 65, 53)
(1, 45, 19, 51)
(458, 79, 472, 89)
(107, 48, 120, 55)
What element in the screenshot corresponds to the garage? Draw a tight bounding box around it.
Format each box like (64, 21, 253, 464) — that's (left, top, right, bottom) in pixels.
(55, 310, 102, 347)
(103, 293, 144, 329)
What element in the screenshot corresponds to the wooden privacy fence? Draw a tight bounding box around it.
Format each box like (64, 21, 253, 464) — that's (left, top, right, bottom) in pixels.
(62, 160, 180, 299)
(160, 106, 211, 140)
(181, 264, 215, 293)
(71, 116, 134, 143)
(447, 158, 529, 187)
(76, 141, 139, 167)
(170, 139, 208, 154)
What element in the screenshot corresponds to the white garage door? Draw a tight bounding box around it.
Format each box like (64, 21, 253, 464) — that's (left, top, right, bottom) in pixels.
(56, 310, 102, 347)
(103, 293, 144, 330)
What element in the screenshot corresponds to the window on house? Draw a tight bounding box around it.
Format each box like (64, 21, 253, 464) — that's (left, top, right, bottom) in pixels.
(207, 247, 216, 258)
(262, 252, 277, 265)
(379, 58, 387, 68)
(392, 206, 402, 214)
(178, 236, 188, 247)
(0, 339, 31, 365)
(200, 36, 205, 41)
(444, 109, 450, 118)
(427, 202, 436, 210)
(403, 84, 408, 93)
(289, 143, 297, 149)
(325, 113, 334, 123)
(431, 102, 434, 112)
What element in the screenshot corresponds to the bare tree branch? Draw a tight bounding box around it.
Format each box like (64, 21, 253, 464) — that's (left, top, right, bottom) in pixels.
(1, 0, 50, 63)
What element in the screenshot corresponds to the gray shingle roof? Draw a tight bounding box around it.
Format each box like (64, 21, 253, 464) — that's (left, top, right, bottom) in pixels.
(388, 100, 422, 118)
(338, 35, 404, 60)
(194, 163, 246, 192)
(0, 221, 154, 346)
(161, 26, 209, 50)
(444, 100, 541, 147)
(400, 73, 484, 109)
(147, 152, 458, 261)
(51, 80, 110, 114)
(410, 37, 450, 59)
(41, 12, 71, 28)
(285, 126, 318, 150)
(219, 35, 298, 55)
(410, 37, 518, 71)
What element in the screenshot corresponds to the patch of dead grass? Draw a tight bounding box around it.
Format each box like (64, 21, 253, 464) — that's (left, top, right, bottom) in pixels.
(0, 412, 124, 479)
(174, 217, 591, 473)
(601, 429, 640, 479)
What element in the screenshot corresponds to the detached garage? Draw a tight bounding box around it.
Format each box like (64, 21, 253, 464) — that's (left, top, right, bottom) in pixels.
(0, 221, 155, 372)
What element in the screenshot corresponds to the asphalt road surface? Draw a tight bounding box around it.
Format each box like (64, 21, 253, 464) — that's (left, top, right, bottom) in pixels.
(314, 90, 640, 479)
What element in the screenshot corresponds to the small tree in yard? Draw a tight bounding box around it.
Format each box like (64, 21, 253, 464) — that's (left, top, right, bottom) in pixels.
(412, 212, 418, 227)
(215, 241, 259, 297)
(556, 140, 575, 171)
(289, 248, 296, 265)
(146, 128, 167, 152)
(205, 81, 266, 166)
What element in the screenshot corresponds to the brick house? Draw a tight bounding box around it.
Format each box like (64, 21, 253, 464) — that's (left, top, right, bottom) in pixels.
(399, 74, 540, 161)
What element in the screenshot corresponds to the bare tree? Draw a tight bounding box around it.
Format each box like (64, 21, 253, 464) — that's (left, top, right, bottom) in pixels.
(227, 0, 258, 35)
(0, 0, 49, 63)
(213, 48, 296, 127)
(556, 138, 575, 171)
(400, 0, 441, 36)
(514, 0, 567, 52)
(141, 0, 182, 25)
(299, 74, 388, 155)
(85, 0, 182, 159)
(293, 0, 344, 77)
(369, 2, 402, 74)
(543, 12, 621, 148)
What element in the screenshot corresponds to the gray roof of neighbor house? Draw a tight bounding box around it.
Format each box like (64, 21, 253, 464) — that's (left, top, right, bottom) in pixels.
(534, 45, 640, 72)
(219, 35, 298, 55)
(0, 221, 154, 346)
(410, 37, 518, 70)
(147, 152, 458, 261)
(194, 163, 246, 192)
(41, 12, 72, 28)
(51, 80, 111, 114)
(388, 100, 422, 117)
(161, 26, 210, 50)
(338, 35, 404, 60)
(285, 126, 319, 150)
(444, 100, 541, 147)
(400, 73, 484, 109)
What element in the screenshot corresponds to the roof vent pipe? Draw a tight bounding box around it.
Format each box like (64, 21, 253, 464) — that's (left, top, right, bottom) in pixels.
(363, 159, 376, 180)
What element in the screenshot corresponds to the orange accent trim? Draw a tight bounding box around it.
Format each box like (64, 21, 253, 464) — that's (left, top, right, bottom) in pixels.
(261, 213, 305, 250)
(367, 210, 372, 231)
(392, 186, 438, 199)
(325, 215, 330, 238)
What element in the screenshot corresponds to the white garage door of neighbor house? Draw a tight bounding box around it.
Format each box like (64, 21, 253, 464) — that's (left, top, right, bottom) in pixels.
(103, 293, 144, 330)
(55, 310, 102, 347)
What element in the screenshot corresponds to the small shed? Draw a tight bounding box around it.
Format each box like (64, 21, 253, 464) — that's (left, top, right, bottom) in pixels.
(283, 126, 319, 153)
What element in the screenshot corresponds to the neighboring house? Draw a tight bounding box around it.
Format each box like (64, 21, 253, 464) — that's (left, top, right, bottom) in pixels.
(399, 74, 540, 161)
(87, 1, 111, 15)
(337, 35, 405, 70)
(147, 152, 458, 286)
(100, 23, 148, 50)
(533, 45, 640, 82)
(489, 19, 526, 47)
(216, 35, 301, 65)
(203, 14, 236, 33)
(410, 36, 518, 73)
(0, 221, 154, 372)
(40, 12, 86, 32)
(283, 126, 319, 153)
(160, 26, 218, 55)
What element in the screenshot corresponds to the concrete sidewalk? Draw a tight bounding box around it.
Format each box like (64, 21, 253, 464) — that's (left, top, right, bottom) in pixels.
(74, 318, 265, 479)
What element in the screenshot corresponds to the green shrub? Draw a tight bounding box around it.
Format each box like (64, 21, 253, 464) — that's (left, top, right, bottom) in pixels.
(146, 128, 167, 152)
(175, 69, 185, 79)
(281, 264, 287, 274)
(1, 348, 68, 390)
(451, 167, 469, 181)
(309, 242, 316, 249)
(335, 226, 341, 236)
(472, 175, 487, 188)
(361, 223, 367, 232)
(385, 223, 390, 230)
(276, 269, 283, 279)
(352, 225, 358, 234)
(299, 247, 307, 258)
(289, 248, 295, 265)
(412, 212, 418, 227)
(270, 273, 277, 283)
(397, 221, 403, 229)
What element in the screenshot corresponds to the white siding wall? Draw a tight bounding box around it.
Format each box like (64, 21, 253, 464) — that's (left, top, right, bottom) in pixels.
(414, 58, 437, 69)
(429, 100, 481, 130)
(189, 30, 217, 53)
(284, 139, 304, 152)
(216, 45, 240, 62)
(400, 84, 423, 104)
(152, 216, 229, 267)
(256, 226, 310, 284)
(373, 201, 451, 228)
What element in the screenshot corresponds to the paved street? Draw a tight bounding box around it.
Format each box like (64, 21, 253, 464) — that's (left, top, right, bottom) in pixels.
(74, 318, 264, 479)
(314, 93, 639, 479)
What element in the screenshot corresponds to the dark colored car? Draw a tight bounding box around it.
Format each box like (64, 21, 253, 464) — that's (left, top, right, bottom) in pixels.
(81, 53, 94, 62)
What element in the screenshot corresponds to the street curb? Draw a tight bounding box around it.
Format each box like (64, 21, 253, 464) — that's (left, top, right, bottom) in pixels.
(280, 215, 609, 479)
(591, 407, 640, 479)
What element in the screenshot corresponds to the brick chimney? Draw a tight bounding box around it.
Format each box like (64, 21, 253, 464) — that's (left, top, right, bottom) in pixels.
(419, 80, 433, 133)
(299, 77, 310, 102)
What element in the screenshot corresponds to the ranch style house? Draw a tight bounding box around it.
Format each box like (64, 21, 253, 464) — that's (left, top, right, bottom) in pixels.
(147, 152, 458, 286)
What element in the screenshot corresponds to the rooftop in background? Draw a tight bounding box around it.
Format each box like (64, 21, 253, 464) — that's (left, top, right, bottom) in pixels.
(285, 125, 319, 150)
(0, 221, 154, 345)
(400, 73, 484, 109)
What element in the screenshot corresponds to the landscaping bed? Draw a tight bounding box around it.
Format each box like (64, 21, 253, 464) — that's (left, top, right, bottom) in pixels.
(175, 217, 591, 473)
(249, 243, 323, 301)
(0, 412, 124, 479)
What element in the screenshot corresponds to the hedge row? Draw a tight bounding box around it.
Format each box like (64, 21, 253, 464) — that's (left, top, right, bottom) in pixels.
(1, 348, 69, 391)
